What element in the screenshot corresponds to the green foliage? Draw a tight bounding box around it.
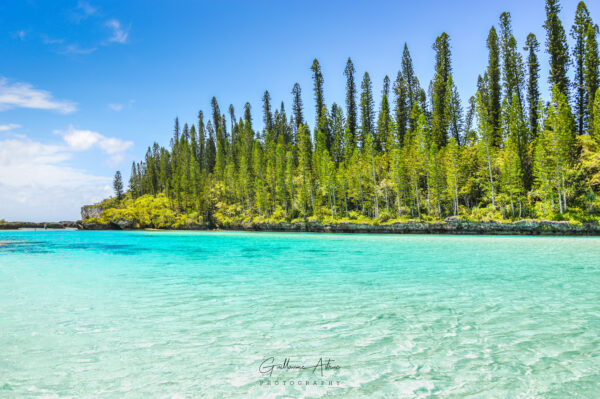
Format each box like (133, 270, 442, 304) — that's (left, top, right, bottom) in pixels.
(587, 32, 600, 136)
(525, 33, 541, 138)
(113, 171, 123, 200)
(593, 89, 600, 143)
(95, 194, 182, 228)
(486, 26, 502, 147)
(571, 2, 592, 135)
(359, 72, 375, 149)
(500, 12, 525, 109)
(544, 0, 570, 98)
(95, 1, 600, 229)
(344, 58, 357, 143)
(432, 32, 452, 148)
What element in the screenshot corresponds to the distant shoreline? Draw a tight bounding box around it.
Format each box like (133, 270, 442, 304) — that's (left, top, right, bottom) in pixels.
(0, 222, 79, 230)
(3, 220, 600, 236)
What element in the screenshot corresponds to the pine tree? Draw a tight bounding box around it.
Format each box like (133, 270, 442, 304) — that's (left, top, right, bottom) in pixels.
(211, 99, 227, 180)
(524, 33, 541, 137)
(344, 58, 357, 144)
(205, 121, 217, 173)
(402, 43, 421, 130)
(445, 74, 463, 145)
(113, 170, 124, 200)
(188, 124, 203, 207)
(377, 76, 392, 152)
(315, 105, 329, 154)
(544, 0, 570, 98)
(359, 72, 375, 149)
(585, 23, 600, 134)
(431, 32, 452, 148)
(263, 90, 273, 134)
(571, 2, 592, 135)
(228, 105, 236, 138)
(291, 83, 304, 129)
(197, 111, 206, 169)
(393, 70, 409, 146)
(477, 74, 489, 114)
(592, 88, 600, 142)
(311, 59, 325, 126)
(210, 96, 221, 135)
(464, 95, 476, 144)
(189, 124, 198, 160)
(500, 12, 524, 107)
(418, 88, 429, 124)
(327, 104, 343, 164)
(129, 163, 139, 198)
(486, 27, 502, 146)
(244, 102, 252, 128)
(173, 117, 180, 144)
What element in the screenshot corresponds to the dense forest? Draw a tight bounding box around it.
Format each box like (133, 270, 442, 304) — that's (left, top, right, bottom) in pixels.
(99, 0, 600, 228)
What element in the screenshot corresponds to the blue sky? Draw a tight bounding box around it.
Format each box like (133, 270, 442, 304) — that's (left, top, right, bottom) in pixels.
(0, 0, 596, 221)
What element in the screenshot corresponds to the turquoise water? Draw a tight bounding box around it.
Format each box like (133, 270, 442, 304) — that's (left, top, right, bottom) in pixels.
(1, 231, 600, 398)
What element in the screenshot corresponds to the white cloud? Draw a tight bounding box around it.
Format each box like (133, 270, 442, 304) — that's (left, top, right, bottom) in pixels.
(58, 44, 97, 55)
(108, 103, 124, 111)
(0, 78, 76, 114)
(62, 128, 102, 151)
(0, 136, 113, 221)
(77, 1, 97, 17)
(98, 136, 133, 154)
(0, 127, 133, 221)
(108, 99, 134, 111)
(40, 36, 96, 56)
(60, 126, 133, 154)
(41, 35, 64, 45)
(0, 123, 21, 132)
(71, 1, 98, 23)
(106, 19, 130, 44)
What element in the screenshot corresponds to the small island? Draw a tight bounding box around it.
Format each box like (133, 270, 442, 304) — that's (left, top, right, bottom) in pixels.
(79, 1, 600, 237)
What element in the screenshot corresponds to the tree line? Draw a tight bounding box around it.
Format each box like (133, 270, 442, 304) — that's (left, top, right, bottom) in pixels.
(119, 0, 600, 224)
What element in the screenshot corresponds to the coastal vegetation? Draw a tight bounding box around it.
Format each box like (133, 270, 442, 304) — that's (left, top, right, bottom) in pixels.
(92, 0, 600, 229)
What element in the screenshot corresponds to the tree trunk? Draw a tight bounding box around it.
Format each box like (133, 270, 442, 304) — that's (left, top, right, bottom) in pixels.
(344, 189, 349, 217)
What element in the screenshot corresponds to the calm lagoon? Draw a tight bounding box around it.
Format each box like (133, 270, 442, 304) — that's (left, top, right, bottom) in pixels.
(1, 231, 599, 398)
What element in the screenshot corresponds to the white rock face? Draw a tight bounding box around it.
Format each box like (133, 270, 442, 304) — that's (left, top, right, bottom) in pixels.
(80, 205, 103, 220)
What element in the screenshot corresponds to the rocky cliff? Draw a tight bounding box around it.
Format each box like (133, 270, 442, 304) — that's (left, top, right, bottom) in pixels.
(80, 205, 103, 220)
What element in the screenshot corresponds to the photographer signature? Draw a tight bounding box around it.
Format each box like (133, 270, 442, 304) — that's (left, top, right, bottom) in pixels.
(259, 357, 340, 377)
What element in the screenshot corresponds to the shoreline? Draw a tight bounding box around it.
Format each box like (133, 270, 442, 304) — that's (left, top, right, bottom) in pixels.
(4, 220, 600, 236)
(0, 222, 80, 230)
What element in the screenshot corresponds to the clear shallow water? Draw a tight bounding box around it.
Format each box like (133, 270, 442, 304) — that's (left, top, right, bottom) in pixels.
(1, 231, 600, 398)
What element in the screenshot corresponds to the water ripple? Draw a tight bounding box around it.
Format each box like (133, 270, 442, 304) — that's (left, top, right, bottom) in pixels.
(0, 231, 599, 397)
